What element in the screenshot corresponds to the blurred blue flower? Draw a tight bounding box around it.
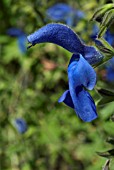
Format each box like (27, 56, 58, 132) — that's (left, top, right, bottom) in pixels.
(91, 26, 114, 82)
(27, 23, 102, 122)
(14, 118, 27, 134)
(91, 25, 114, 47)
(7, 28, 25, 37)
(104, 31, 114, 82)
(105, 30, 114, 47)
(90, 25, 99, 40)
(46, 3, 84, 27)
(58, 54, 97, 122)
(7, 28, 27, 54)
(106, 57, 114, 82)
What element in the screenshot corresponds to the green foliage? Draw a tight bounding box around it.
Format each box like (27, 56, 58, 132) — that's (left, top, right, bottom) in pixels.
(1, 0, 114, 170)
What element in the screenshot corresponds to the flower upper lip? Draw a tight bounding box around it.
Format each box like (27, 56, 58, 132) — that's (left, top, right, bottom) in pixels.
(27, 23, 103, 65)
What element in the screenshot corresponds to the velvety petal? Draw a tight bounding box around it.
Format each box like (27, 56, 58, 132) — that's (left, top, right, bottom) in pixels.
(58, 90, 74, 108)
(84, 46, 103, 65)
(27, 23, 103, 65)
(72, 86, 97, 122)
(68, 54, 97, 122)
(27, 23, 84, 54)
(68, 54, 96, 90)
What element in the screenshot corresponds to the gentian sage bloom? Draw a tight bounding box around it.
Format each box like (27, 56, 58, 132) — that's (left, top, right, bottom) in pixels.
(58, 54, 97, 122)
(7, 28, 27, 54)
(14, 118, 27, 134)
(46, 3, 84, 27)
(27, 23, 103, 122)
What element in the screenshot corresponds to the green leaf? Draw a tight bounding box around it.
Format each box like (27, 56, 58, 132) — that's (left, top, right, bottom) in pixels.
(101, 9, 114, 27)
(91, 3, 114, 22)
(97, 149, 114, 158)
(106, 137, 114, 145)
(96, 88, 114, 97)
(97, 97, 114, 106)
(98, 9, 114, 37)
(94, 38, 114, 67)
(96, 87, 114, 105)
(96, 38, 114, 54)
(110, 114, 114, 121)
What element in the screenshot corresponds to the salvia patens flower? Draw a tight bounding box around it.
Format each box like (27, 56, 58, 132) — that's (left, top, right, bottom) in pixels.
(27, 23, 101, 122)
(14, 118, 27, 134)
(58, 54, 97, 122)
(7, 28, 27, 54)
(27, 23, 103, 65)
(46, 3, 84, 27)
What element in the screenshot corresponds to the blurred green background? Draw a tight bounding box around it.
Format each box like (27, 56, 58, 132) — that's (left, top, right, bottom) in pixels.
(1, 0, 114, 169)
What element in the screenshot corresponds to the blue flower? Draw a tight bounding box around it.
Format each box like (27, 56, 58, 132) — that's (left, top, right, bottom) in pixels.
(27, 23, 102, 122)
(46, 3, 84, 27)
(7, 28, 27, 54)
(7, 28, 25, 37)
(106, 57, 114, 82)
(27, 23, 103, 65)
(91, 25, 114, 47)
(14, 118, 27, 134)
(105, 30, 114, 47)
(58, 54, 97, 122)
(90, 25, 99, 40)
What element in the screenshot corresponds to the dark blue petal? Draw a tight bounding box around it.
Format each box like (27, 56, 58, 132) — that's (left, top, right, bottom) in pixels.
(27, 23, 103, 65)
(14, 118, 27, 134)
(58, 90, 74, 108)
(72, 87, 97, 122)
(68, 54, 97, 122)
(27, 23, 84, 54)
(68, 54, 96, 90)
(7, 28, 25, 37)
(84, 46, 103, 65)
